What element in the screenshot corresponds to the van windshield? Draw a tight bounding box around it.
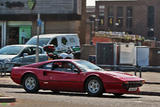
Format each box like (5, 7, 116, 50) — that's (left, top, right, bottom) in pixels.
(26, 37, 50, 47)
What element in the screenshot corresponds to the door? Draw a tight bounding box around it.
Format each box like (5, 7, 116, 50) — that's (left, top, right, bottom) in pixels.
(39, 62, 57, 89)
(0, 26, 1, 48)
(20, 47, 45, 65)
(8, 27, 19, 45)
(51, 61, 83, 91)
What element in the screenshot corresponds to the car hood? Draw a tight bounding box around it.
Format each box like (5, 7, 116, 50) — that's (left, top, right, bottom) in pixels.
(0, 55, 17, 60)
(101, 71, 144, 81)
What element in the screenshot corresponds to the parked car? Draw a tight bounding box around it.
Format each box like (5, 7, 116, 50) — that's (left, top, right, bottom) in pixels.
(0, 45, 48, 72)
(11, 59, 145, 97)
(26, 34, 81, 59)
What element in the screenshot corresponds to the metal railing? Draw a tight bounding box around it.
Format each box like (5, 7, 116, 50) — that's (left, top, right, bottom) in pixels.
(0, 62, 18, 77)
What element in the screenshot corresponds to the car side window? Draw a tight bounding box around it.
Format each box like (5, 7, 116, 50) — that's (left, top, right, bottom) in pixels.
(61, 37, 68, 45)
(21, 47, 43, 57)
(52, 61, 79, 73)
(40, 62, 53, 70)
(30, 47, 43, 54)
(50, 38, 58, 47)
(69, 37, 76, 44)
(21, 47, 31, 56)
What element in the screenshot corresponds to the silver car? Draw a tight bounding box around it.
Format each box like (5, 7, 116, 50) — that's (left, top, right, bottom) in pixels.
(0, 45, 48, 72)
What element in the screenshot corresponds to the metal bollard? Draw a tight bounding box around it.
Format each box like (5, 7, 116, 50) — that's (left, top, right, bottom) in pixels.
(0, 63, 3, 77)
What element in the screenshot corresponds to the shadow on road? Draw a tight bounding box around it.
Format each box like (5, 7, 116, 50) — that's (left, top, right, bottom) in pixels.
(139, 91, 160, 96)
(0, 84, 22, 88)
(9, 91, 141, 99)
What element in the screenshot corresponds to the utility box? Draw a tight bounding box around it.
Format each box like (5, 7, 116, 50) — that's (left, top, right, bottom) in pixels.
(136, 46, 149, 66)
(119, 43, 136, 65)
(149, 48, 160, 66)
(96, 43, 117, 65)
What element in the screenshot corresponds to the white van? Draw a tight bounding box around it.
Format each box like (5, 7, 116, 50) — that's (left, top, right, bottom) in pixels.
(26, 34, 80, 58)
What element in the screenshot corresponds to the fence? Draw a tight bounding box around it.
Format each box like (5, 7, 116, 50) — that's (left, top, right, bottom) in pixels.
(0, 62, 16, 77)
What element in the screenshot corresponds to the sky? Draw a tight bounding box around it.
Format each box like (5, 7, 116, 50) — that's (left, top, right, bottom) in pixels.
(87, 0, 96, 6)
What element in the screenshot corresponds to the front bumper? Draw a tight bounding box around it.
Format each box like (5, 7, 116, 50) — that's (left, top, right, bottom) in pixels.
(104, 81, 144, 94)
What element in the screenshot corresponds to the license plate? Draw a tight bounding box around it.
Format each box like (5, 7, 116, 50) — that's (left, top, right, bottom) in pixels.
(128, 88, 137, 91)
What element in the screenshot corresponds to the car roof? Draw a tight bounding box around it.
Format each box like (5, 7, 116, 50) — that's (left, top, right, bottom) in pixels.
(3, 44, 43, 48)
(32, 34, 78, 38)
(52, 59, 80, 62)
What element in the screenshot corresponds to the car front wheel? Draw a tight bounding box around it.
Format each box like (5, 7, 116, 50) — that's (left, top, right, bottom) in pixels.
(23, 74, 39, 93)
(85, 77, 103, 96)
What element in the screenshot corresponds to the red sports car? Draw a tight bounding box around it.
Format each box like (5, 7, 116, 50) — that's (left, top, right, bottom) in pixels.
(11, 59, 145, 97)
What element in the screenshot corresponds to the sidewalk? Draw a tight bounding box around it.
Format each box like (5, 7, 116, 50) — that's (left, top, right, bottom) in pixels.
(0, 72, 160, 95)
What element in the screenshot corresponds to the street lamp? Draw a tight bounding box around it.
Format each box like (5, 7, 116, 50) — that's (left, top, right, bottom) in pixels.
(89, 15, 96, 45)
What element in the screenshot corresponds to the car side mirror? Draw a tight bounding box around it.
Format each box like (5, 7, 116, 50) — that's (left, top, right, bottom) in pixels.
(23, 53, 28, 57)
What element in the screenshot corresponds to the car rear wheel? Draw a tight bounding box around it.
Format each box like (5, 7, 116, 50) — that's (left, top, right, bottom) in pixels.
(85, 77, 103, 96)
(23, 74, 39, 93)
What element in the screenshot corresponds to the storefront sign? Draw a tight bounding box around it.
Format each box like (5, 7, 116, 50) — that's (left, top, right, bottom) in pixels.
(27, 0, 36, 10)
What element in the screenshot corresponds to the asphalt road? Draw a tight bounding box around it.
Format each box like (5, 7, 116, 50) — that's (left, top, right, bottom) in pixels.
(0, 87, 160, 107)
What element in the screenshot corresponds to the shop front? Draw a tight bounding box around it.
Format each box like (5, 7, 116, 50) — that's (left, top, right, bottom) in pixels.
(0, 0, 84, 46)
(7, 21, 32, 45)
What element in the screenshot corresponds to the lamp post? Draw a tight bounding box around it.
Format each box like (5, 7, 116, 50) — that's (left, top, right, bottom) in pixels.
(89, 15, 96, 45)
(36, 13, 41, 63)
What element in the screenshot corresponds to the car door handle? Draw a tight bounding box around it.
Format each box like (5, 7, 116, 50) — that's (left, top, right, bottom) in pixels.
(43, 71, 47, 76)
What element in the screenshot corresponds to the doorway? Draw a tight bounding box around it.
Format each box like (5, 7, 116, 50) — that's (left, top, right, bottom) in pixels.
(7, 27, 19, 45)
(0, 26, 1, 47)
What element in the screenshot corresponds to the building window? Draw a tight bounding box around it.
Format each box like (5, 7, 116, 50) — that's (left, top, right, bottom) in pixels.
(99, 5, 105, 10)
(147, 31, 154, 37)
(108, 6, 114, 27)
(147, 6, 154, 28)
(98, 5, 105, 26)
(126, 7, 133, 29)
(98, 16, 105, 25)
(116, 7, 123, 28)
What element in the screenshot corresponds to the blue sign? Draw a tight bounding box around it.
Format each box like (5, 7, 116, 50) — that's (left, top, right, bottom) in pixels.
(37, 19, 42, 26)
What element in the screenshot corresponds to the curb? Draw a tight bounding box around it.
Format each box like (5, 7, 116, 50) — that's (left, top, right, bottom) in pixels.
(0, 97, 16, 103)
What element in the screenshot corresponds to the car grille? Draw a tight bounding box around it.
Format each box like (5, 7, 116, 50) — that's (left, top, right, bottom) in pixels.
(122, 81, 143, 89)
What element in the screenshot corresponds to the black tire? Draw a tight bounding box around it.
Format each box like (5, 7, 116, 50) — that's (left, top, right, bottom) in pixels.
(113, 93, 124, 97)
(23, 74, 39, 93)
(85, 77, 104, 96)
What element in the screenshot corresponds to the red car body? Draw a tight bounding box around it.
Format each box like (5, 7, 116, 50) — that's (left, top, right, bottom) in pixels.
(11, 59, 145, 96)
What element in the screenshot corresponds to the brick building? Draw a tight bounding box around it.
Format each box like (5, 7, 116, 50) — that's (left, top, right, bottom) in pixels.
(0, 0, 86, 47)
(95, 0, 160, 40)
(86, 6, 95, 44)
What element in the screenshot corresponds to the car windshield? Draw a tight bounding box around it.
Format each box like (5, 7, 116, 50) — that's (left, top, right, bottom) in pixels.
(26, 37, 50, 47)
(74, 60, 104, 72)
(0, 46, 24, 55)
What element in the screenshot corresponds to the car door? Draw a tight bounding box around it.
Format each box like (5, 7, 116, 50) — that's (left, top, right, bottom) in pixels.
(38, 62, 58, 89)
(51, 61, 83, 92)
(20, 47, 47, 64)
